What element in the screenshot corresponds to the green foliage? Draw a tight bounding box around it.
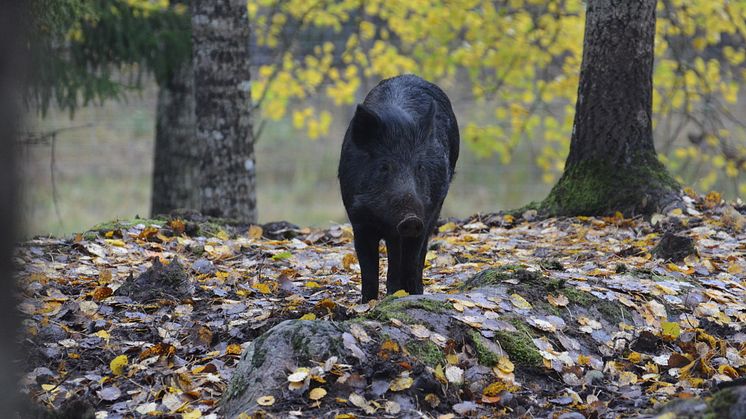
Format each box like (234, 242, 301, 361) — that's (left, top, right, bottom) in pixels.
(29, 0, 190, 116)
(251, 0, 746, 198)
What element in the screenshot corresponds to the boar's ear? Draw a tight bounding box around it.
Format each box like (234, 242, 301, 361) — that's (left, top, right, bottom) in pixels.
(351, 104, 381, 146)
(419, 100, 437, 139)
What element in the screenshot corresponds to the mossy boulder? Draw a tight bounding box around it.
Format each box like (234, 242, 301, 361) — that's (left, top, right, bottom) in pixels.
(652, 384, 746, 419)
(221, 320, 348, 416)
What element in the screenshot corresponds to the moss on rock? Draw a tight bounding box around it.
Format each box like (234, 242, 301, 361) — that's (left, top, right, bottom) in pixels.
(468, 330, 502, 367)
(494, 318, 542, 367)
(405, 340, 445, 367)
(367, 296, 453, 324)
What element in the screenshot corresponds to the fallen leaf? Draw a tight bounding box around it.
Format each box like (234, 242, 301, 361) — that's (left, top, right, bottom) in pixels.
(110, 355, 128, 376)
(309, 387, 327, 400)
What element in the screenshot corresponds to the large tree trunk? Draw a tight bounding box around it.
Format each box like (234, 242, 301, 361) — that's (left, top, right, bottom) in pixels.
(191, 0, 257, 222)
(541, 0, 681, 216)
(151, 61, 200, 216)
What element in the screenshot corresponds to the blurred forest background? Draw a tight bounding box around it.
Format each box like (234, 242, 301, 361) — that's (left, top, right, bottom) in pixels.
(24, 0, 746, 237)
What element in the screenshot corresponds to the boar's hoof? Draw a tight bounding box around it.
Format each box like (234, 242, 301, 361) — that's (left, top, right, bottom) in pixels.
(397, 215, 424, 237)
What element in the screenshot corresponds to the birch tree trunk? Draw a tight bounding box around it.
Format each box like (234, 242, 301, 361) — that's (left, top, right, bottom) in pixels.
(151, 60, 200, 216)
(191, 0, 257, 222)
(542, 0, 681, 216)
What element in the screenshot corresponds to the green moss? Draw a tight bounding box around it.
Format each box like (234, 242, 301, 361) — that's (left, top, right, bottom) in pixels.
(539, 259, 564, 271)
(405, 340, 444, 367)
(560, 287, 629, 322)
(540, 155, 680, 217)
(705, 388, 737, 419)
(562, 287, 595, 306)
(89, 217, 168, 233)
(224, 373, 248, 400)
(595, 299, 630, 323)
(489, 317, 542, 367)
(367, 297, 453, 324)
(494, 329, 542, 367)
(251, 334, 269, 368)
(461, 265, 538, 290)
(467, 330, 501, 366)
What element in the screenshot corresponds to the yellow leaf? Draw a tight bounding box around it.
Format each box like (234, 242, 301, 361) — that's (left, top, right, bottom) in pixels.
(110, 355, 128, 376)
(272, 251, 292, 261)
(226, 344, 242, 355)
(300, 313, 316, 321)
(438, 222, 457, 233)
(510, 293, 532, 310)
(434, 365, 447, 384)
(309, 387, 327, 400)
(254, 283, 271, 294)
(305, 281, 322, 288)
(182, 409, 202, 419)
(496, 356, 514, 374)
(628, 352, 642, 364)
(216, 230, 230, 240)
(288, 367, 310, 383)
(95, 330, 111, 342)
(105, 239, 126, 247)
(547, 294, 569, 307)
(41, 383, 57, 392)
(389, 376, 413, 391)
(446, 354, 459, 365)
(342, 253, 358, 271)
(257, 395, 275, 406)
(661, 321, 681, 339)
(392, 290, 409, 298)
(247, 225, 263, 239)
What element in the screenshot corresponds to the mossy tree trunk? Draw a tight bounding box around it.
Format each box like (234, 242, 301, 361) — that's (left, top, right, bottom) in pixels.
(151, 59, 200, 216)
(541, 0, 681, 216)
(191, 0, 257, 222)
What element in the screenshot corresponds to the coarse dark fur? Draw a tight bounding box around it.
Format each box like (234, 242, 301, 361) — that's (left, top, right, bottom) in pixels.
(338, 74, 460, 302)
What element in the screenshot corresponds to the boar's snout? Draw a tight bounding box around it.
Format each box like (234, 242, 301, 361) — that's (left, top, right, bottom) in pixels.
(397, 215, 424, 237)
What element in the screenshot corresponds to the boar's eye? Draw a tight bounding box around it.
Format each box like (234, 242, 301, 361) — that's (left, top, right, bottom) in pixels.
(378, 162, 392, 175)
(416, 162, 426, 173)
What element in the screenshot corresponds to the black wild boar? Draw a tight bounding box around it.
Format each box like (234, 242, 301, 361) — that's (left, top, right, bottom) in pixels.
(338, 74, 460, 302)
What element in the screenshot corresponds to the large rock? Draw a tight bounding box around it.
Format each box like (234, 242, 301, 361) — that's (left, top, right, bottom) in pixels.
(651, 384, 746, 419)
(221, 320, 348, 417)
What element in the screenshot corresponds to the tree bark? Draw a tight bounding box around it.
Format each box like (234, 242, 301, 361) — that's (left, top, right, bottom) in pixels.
(151, 60, 200, 216)
(542, 0, 681, 216)
(191, 0, 257, 222)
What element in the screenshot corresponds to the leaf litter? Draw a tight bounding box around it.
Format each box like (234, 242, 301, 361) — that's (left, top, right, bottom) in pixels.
(14, 193, 746, 417)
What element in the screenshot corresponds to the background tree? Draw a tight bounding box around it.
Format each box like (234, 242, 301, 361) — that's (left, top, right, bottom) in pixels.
(192, 0, 257, 222)
(28, 0, 198, 215)
(250, 0, 746, 200)
(541, 0, 680, 216)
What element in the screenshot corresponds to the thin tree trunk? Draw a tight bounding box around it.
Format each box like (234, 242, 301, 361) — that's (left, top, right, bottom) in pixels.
(542, 0, 681, 216)
(191, 0, 257, 222)
(151, 60, 200, 216)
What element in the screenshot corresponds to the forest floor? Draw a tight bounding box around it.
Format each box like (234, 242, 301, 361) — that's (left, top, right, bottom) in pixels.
(15, 190, 746, 418)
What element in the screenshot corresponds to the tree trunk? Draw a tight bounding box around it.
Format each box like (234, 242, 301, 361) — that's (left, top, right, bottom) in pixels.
(191, 0, 257, 222)
(151, 60, 200, 216)
(541, 0, 681, 216)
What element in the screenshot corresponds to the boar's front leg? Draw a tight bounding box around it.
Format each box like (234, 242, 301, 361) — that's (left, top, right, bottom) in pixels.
(401, 235, 427, 295)
(353, 225, 380, 302)
(384, 237, 402, 294)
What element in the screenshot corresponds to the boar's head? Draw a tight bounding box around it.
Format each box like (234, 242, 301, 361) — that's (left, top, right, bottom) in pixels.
(345, 101, 448, 237)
